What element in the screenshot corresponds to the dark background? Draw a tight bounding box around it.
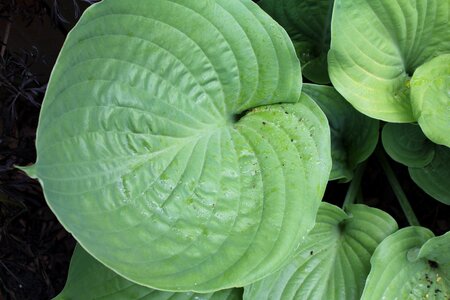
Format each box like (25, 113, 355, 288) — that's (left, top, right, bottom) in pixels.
(0, 1, 448, 299)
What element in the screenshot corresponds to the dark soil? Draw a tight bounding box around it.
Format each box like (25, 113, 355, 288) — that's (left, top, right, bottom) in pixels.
(0, 1, 448, 300)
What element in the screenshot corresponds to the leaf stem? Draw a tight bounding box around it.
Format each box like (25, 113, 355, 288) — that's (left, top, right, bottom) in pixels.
(376, 149, 420, 226)
(1, 17, 12, 58)
(342, 162, 366, 210)
(355, 189, 364, 204)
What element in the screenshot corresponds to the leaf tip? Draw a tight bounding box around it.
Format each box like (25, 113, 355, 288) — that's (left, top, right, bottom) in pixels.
(15, 164, 38, 179)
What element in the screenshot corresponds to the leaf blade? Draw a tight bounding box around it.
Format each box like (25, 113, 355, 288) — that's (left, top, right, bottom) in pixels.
(244, 203, 398, 300)
(328, 0, 450, 122)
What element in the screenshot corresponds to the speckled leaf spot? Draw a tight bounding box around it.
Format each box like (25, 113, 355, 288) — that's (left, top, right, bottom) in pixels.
(361, 227, 450, 300)
(243, 203, 398, 300)
(54, 244, 243, 300)
(329, 0, 450, 122)
(23, 0, 332, 292)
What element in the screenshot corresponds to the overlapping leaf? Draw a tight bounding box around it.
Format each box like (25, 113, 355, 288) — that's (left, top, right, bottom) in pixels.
(362, 227, 450, 299)
(409, 147, 450, 206)
(55, 244, 243, 300)
(329, 0, 450, 122)
(26, 0, 332, 292)
(302, 84, 378, 182)
(259, 0, 334, 83)
(382, 123, 435, 168)
(243, 202, 398, 300)
(410, 54, 450, 147)
(382, 123, 450, 205)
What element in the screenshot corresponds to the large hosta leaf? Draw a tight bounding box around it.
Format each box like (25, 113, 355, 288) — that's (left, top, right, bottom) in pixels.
(55, 244, 243, 300)
(410, 54, 450, 147)
(382, 123, 450, 205)
(259, 0, 334, 84)
(26, 0, 331, 292)
(243, 202, 398, 300)
(329, 0, 450, 122)
(303, 84, 378, 182)
(361, 227, 450, 299)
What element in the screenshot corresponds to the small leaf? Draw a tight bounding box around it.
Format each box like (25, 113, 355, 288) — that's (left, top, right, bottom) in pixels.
(361, 227, 450, 299)
(243, 203, 398, 300)
(303, 84, 379, 182)
(259, 0, 334, 84)
(55, 244, 243, 300)
(382, 123, 450, 205)
(410, 54, 450, 147)
(418, 232, 450, 266)
(329, 0, 450, 122)
(409, 147, 450, 205)
(382, 123, 435, 168)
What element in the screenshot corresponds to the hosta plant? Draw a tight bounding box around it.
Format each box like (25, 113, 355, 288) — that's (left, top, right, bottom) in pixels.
(326, 0, 450, 204)
(19, 0, 449, 299)
(244, 202, 398, 300)
(22, 0, 332, 293)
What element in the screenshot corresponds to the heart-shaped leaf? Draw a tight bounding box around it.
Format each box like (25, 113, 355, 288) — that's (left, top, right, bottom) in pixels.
(243, 202, 398, 300)
(382, 123, 450, 205)
(303, 84, 379, 182)
(409, 147, 450, 205)
(410, 54, 450, 147)
(258, 0, 334, 84)
(55, 244, 243, 300)
(382, 123, 435, 168)
(361, 227, 450, 299)
(26, 0, 332, 292)
(329, 0, 450, 122)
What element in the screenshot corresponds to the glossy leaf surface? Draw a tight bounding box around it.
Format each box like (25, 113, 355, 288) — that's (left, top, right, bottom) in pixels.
(55, 245, 243, 300)
(30, 0, 332, 292)
(329, 0, 450, 122)
(302, 84, 378, 182)
(259, 0, 334, 83)
(243, 203, 398, 300)
(361, 227, 450, 299)
(410, 54, 450, 147)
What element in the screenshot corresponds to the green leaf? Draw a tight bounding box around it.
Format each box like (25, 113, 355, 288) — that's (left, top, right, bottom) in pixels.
(409, 147, 450, 205)
(361, 227, 450, 299)
(382, 123, 435, 168)
(382, 123, 450, 205)
(303, 84, 379, 182)
(259, 0, 334, 84)
(243, 202, 398, 300)
(410, 54, 450, 147)
(15, 164, 38, 179)
(33, 0, 331, 292)
(329, 0, 450, 122)
(418, 232, 450, 266)
(55, 244, 243, 300)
